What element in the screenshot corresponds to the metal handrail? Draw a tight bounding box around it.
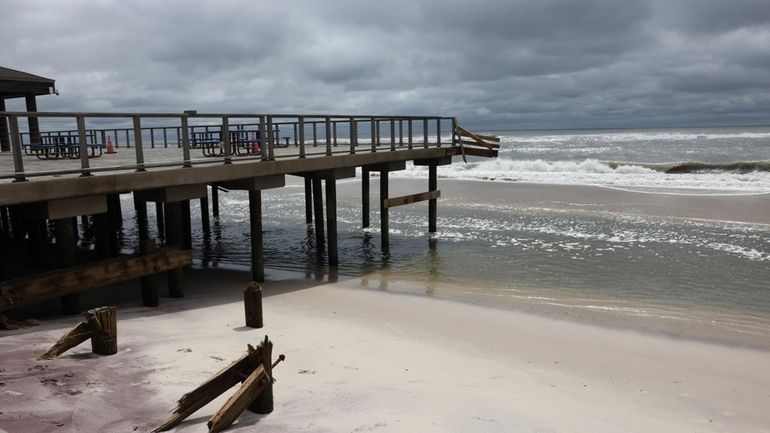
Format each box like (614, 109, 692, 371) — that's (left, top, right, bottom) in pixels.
(0, 111, 458, 181)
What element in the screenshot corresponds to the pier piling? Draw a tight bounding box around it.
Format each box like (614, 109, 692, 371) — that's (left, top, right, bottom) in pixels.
(164, 201, 184, 298)
(362, 168, 370, 228)
(200, 196, 210, 233)
(312, 176, 325, 247)
(380, 171, 389, 252)
(55, 217, 80, 315)
(325, 177, 338, 266)
(429, 164, 437, 233)
(304, 177, 313, 224)
(249, 190, 264, 282)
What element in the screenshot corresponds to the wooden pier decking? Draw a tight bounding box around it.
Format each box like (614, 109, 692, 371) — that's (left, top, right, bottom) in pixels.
(0, 110, 498, 314)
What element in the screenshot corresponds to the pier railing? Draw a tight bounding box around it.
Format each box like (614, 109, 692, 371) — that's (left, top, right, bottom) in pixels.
(0, 111, 458, 182)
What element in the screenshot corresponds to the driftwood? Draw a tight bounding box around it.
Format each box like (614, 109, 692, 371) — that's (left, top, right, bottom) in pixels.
(38, 306, 117, 360)
(154, 336, 284, 433)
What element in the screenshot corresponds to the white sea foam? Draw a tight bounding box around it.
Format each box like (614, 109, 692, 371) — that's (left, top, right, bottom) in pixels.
(393, 158, 770, 192)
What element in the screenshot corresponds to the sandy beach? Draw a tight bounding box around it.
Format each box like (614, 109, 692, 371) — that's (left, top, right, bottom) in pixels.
(1, 265, 769, 433)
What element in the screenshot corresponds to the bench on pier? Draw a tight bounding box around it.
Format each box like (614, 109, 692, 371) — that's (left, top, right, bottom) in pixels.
(23, 132, 106, 160)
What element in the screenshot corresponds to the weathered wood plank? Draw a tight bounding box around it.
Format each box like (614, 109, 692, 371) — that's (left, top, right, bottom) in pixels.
(461, 147, 499, 158)
(38, 321, 94, 360)
(207, 364, 270, 433)
(153, 352, 252, 432)
(0, 248, 193, 311)
(383, 190, 441, 209)
(459, 139, 500, 149)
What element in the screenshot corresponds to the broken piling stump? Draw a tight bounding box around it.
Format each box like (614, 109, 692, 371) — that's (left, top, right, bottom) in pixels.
(154, 336, 284, 433)
(244, 282, 263, 328)
(38, 306, 117, 360)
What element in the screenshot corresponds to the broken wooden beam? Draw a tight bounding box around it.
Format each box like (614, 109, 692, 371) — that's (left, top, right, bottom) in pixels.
(383, 190, 441, 209)
(207, 364, 270, 433)
(0, 247, 192, 312)
(38, 306, 117, 359)
(153, 337, 285, 433)
(153, 353, 253, 432)
(38, 321, 93, 360)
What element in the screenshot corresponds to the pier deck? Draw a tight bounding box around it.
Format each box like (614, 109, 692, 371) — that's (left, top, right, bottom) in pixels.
(0, 111, 497, 314)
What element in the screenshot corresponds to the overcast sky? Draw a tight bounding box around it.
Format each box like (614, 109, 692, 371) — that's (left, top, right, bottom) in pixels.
(3, 0, 770, 129)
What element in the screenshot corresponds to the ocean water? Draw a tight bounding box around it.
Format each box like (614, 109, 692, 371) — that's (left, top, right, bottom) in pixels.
(112, 126, 770, 348)
(398, 125, 770, 192)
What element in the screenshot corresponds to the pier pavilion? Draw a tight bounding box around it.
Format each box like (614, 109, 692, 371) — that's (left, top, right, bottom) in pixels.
(0, 66, 57, 152)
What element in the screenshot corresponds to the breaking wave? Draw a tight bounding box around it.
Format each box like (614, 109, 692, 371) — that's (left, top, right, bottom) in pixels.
(396, 158, 770, 192)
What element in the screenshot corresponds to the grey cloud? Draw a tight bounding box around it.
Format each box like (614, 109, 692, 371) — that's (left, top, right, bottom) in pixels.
(1, 0, 769, 128)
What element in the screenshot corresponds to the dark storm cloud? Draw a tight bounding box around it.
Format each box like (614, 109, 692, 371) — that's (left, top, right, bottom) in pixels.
(2, 0, 770, 128)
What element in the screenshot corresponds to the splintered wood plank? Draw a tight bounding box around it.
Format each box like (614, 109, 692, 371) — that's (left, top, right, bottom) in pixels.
(38, 321, 93, 360)
(153, 353, 252, 432)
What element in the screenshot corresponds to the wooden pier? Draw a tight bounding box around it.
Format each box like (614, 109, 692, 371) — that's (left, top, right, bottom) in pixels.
(0, 110, 498, 314)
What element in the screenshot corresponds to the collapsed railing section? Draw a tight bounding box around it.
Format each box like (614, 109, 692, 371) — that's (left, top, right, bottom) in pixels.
(0, 111, 458, 181)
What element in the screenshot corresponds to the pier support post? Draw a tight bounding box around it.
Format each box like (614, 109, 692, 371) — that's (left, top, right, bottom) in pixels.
(26, 218, 46, 266)
(134, 197, 149, 241)
(312, 176, 325, 247)
(140, 239, 160, 307)
(249, 190, 264, 282)
(304, 177, 313, 224)
(0, 207, 9, 237)
(107, 194, 123, 225)
(164, 201, 184, 298)
(200, 196, 210, 233)
(211, 185, 220, 218)
(429, 164, 437, 233)
(362, 168, 370, 228)
(55, 218, 80, 315)
(155, 202, 165, 239)
(182, 200, 192, 251)
(380, 171, 389, 252)
(325, 177, 338, 267)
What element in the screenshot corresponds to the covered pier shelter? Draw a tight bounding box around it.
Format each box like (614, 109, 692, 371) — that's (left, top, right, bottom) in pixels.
(0, 66, 57, 151)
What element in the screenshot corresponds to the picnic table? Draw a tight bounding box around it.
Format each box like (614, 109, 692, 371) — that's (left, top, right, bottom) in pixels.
(23, 132, 106, 160)
(191, 128, 282, 157)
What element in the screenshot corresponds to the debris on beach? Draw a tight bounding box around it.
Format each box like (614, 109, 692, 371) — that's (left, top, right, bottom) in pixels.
(154, 335, 285, 433)
(38, 306, 117, 360)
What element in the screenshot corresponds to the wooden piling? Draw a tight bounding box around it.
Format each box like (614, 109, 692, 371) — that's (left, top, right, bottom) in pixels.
(200, 196, 210, 233)
(87, 306, 117, 355)
(429, 164, 437, 233)
(211, 185, 220, 218)
(140, 239, 160, 307)
(249, 190, 264, 282)
(380, 171, 389, 251)
(164, 201, 184, 298)
(134, 198, 149, 241)
(0, 207, 9, 237)
(362, 168, 370, 228)
(155, 202, 165, 238)
(93, 213, 112, 259)
(55, 218, 80, 315)
(27, 218, 45, 266)
(325, 177, 338, 267)
(304, 177, 313, 224)
(244, 282, 263, 328)
(181, 200, 192, 251)
(107, 194, 123, 225)
(312, 176, 325, 246)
